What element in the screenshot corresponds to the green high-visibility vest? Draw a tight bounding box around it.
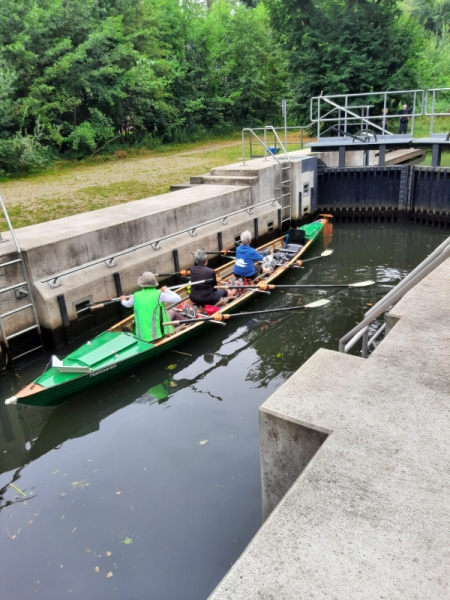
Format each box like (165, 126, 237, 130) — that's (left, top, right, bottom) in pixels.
(133, 288, 173, 342)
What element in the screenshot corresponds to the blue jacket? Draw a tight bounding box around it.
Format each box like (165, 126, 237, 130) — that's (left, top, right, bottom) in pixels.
(234, 245, 264, 277)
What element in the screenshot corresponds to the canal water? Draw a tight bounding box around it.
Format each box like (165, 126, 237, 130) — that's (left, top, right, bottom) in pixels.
(0, 222, 444, 600)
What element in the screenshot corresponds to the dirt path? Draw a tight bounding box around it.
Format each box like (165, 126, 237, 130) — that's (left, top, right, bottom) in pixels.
(0, 140, 243, 228)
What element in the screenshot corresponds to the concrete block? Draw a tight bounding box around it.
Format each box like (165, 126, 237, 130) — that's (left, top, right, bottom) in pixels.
(209, 256, 450, 600)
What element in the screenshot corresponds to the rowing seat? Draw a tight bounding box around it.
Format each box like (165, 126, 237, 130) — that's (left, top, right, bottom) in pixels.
(285, 228, 305, 247)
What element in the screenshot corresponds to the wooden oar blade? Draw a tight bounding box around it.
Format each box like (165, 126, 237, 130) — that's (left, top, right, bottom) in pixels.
(305, 299, 330, 308)
(321, 249, 334, 257)
(348, 280, 375, 288)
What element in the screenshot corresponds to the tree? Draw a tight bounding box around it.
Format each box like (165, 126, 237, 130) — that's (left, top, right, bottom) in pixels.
(265, 0, 424, 120)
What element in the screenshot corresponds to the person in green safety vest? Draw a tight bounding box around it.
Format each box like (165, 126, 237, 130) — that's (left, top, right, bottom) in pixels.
(120, 272, 181, 342)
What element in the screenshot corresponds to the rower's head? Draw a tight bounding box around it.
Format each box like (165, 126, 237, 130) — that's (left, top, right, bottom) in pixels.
(138, 271, 158, 288)
(193, 249, 207, 265)
(241, 231, 252, 246)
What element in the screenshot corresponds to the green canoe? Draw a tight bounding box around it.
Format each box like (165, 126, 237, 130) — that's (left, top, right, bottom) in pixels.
(6, 218, 330, 407)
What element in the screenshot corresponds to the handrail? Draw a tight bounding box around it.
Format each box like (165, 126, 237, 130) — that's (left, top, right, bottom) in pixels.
(339, 234, 450, 355)
(265, 126, 291, 164)
(41, 196, 281, 288)
(310, 89, 425, 138)
(242, 128, 284, 166)
(425, 88, 450, 136)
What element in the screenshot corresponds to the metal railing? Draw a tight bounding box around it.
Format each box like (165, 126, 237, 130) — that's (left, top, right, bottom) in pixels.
(425, 88, 450, 136)
(310, 90, 425, 138)
(241, 127, 292, 224)
(0, 195, 44, 358)
(242, 125, 312, 160)
(339, 234, 450, 356)
(40, 196, 282, 289)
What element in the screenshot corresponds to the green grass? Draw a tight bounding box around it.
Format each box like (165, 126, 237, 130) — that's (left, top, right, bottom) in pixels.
(0, 137, 253, 229)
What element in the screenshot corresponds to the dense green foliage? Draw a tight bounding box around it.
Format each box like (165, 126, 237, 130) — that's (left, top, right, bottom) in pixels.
(265, 0, 423, 119)
(0, 0, 445, 174)
(407, 0, 450, 89)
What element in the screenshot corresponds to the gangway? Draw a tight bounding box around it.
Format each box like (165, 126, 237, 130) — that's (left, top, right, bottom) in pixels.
(308, 88, 450, 166)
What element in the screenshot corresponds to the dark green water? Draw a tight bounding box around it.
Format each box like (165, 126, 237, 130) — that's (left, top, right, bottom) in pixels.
(0, 222, 444, 599)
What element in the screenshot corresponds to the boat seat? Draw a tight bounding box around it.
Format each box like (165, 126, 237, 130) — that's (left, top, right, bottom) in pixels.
(283, 243, 302, 253)
(285, 228, 306, 246)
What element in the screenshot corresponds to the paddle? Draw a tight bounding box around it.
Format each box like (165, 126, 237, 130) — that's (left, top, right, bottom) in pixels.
(216, 280, 375, 291)
(88, 279, 214, 310)
(163, 299, 330, 326)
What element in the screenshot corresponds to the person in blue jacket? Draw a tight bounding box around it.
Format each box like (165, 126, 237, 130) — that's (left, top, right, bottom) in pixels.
(234, 230, 271, 279)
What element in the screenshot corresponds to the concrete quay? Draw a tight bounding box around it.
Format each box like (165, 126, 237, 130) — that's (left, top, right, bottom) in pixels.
(209, 256, 450, 598)
(0, 153, 318, 346)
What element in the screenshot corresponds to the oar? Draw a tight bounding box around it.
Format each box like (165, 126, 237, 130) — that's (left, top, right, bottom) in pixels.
(163, 299, 330, 326)
(216, 280, 375, 291)
(88, 279, 214, 310)
(190, 250, 237, 256)
(155, 270, 191, 277)
(289, 249, 334, 268)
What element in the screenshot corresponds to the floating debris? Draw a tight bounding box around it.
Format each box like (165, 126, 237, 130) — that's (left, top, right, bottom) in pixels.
(9, 484, 26, 497)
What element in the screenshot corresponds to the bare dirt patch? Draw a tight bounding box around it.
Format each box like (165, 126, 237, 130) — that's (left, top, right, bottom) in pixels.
(0, 140, 243, 228)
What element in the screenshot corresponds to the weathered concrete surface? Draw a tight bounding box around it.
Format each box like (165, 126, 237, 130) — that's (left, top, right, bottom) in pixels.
(0, 183, 279, 337)
(209, 257, 450, 599)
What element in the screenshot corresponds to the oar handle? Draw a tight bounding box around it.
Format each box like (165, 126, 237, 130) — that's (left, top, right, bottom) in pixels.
(191, 250, 236, 255)
(156, 270, 191, 277)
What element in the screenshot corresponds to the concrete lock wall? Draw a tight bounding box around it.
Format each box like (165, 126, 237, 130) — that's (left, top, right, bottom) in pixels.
(0, 154, 318, 344)
(317, 149, 376, 167)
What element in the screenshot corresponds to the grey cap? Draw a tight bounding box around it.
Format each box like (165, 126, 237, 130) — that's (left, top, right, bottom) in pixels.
(138, 271, 158, 287)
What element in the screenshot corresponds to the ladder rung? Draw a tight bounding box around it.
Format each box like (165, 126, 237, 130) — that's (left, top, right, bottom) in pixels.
(0, 258, 22, 269)
(0, 281, 27, 294)
(5, 324, 39, 340)
(11, 345, 44, 361)
(0, 303, 33, 318)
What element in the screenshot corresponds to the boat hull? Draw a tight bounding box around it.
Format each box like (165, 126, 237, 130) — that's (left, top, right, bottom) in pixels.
(9, 219, 330, 406)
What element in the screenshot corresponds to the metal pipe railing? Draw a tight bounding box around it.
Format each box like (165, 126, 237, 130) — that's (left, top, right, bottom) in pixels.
(339, 234, 450, 355)
(310, 89, 425, 137)
(41, 196, 281, 288)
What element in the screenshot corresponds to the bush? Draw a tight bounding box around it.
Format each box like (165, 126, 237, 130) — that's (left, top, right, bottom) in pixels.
(0, 134, 52, 176)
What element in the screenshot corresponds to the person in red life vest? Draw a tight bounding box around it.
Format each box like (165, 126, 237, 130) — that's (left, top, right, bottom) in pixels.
(120, 272, 181, 341)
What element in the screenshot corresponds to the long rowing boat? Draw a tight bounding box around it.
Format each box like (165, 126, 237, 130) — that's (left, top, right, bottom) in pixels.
(6, 215, 332, 406)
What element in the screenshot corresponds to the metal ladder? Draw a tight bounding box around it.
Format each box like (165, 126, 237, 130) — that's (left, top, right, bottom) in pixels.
(241, 126, 292, 225)
(264, 127, 292, 224)
(0, 194, 44, 362)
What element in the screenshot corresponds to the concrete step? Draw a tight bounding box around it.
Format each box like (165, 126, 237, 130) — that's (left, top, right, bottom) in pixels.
(169, 182, 200, 192)
(210, 168, 261, 177)
(200, 175, 258, 186)
(190, 173, 211, 184)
